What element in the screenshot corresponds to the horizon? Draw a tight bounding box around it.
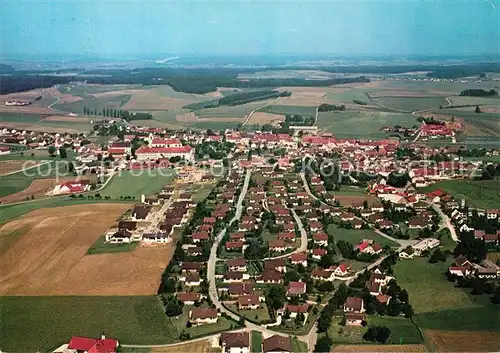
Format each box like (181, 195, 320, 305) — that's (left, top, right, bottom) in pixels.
(1, 0, 499, 58)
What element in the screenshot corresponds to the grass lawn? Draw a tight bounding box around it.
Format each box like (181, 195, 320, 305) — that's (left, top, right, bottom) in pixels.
(436, 228, 456, 251)
(327, 316, 422, 345)
(169, 306, 235, 339)
(292, 337, 308, 352)
(100, 170, 176, 199)
(86, 235, 139, 255)
(226, 303, 271, 323)
(183, 183, 217, 202)
(258, 105, 317, 117)
(394, 257, 500, 331)
(0, 296, 175, 352)
(422, 179, 500, 209)
(0, 113, 45, 123)
(252, 331, 262, 353)
(327, 225, 398, 247)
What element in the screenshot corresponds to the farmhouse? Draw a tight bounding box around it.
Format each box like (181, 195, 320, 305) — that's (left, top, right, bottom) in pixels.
(52, 181, 91, 195)
(65, 335, 119, 353)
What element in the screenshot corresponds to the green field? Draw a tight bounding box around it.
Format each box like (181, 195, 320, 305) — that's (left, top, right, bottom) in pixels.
(169, 306, 235, 338)
(371, 96, 447, 113)
(86, 235, 139, 255)
(327, 225, 398, 247)
(422, 179, 500, 209)
(292, 337, 308, 352)
(0, 113, 45, 123)
(59, 84, 142, 96)
(394, 258, 500, 331)
(258, 105, 317, 117)
(0, 160, 62, 198)
(0, 296, 175, 352)
(251, 331, 262, 353)
(100, 170, 176, 199)
(327, 315, 422, 344)
(55, 94, 132, 114)
(0, 112, 94, 133)
(317, 110, 416, 139)
(335, 186, 369, 196)
(226, 303, 272, 323)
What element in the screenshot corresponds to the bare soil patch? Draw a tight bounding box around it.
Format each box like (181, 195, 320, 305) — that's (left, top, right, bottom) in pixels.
(151, 339, 212, 353)
(0, 203, 176, 295)
(0, 161, 41, 176)
(336, 194, 380, 207)
(424, 330, 500, 352)
(247, 112, 286, 125)
(332, 344, 428, 352)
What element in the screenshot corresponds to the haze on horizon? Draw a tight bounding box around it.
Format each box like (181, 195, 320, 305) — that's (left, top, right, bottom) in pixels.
(1, 0, 499, 59)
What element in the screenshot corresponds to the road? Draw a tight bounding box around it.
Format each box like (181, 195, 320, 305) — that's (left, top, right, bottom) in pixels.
(313, 106, 319, 126)
(263, 208, 308, 260)
(42, 87, 61, 109)
(427, 201, 459, 242)
(241, 97, 281, 127)
(207, 169, 251, 323)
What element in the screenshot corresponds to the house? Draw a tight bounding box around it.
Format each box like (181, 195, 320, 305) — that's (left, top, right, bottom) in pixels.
(356, 241, 383, 255)
(311, 248, 327, 260)
(189, 308, 218, 325)
(227, 258, 247, 272)
(448, 255, 474, 277)
(269, 239, 288, 252)
(476, 268, 498, 280)
(66, 335, 119, 353)
(185, 273, 201, 286)
(131, 205, 152, 220)
(192, 232, 210, 243)
(312, 269, 335, 282)
(341, 212, 355, 221)
(177, 292, 200, 305)
(408, 217, 431, 229)
(313, 232, 328, 246)
(226, 241, 244, 251)
(262, 335, 292, 353)
(344, 297, 365, 313)
(220, 332, 250, 353)
(238, 295, 260, 309)
(285, 303, 309, 318)
(278, 232, 296, 242)
(309, 222, 323, 232)
(256, 270, 282, 284)
(345, 313, 365, 326)
(287, 281, 306, 296)
(142, 232, 171, 244)
(105, 229, 132, 244)
(399, 246, 415, 259)
(290, 252, 308, 267)
(181, 262, 203, 273)
(52, 181, 91, 195)
(264, 258, 287, 273)
(228, 283, 254, 297)
(223, 271, 245, 283)
(412, 238, 440, 255)
(376, 294, 392, 305)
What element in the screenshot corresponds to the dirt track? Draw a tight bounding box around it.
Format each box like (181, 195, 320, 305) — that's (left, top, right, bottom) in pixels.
(332, 344, 428, 352)
(0, 203, 174, 295)
(0, 161, 40, 176)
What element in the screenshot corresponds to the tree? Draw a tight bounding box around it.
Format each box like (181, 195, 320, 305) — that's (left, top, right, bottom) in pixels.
(387, 300, 401, 316)
(59, 147, 67, 159)
(363, 326, 391, 343)
(314, 336, 333, 353)
(265, 285, 286, 311)
(48, 145, 56, 156)
(164, 295, 184, 317)
(475, 106, 482, 113)
(399, 289, 409, 303)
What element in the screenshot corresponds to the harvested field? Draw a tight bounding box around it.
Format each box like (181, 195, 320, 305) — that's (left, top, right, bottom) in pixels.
(332, 345, 428, 352)
(41, 115, 99, 123)
(0, 160, 38, 176)
(424, 330, 500, 352)
(0, 121, 81, 133)
(123, 90, 196, 110)
(368, 90, 446, 98)
(176, 111, 243, 123)
(150, 339, 212, 353)
(335, 194, 380, 207)
(0, 203, 176, 295)
(247, 112, 286, 125)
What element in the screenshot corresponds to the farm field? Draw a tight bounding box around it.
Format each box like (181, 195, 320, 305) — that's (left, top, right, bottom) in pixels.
(0, 295, 174, 352)
(149, 339, 213, 353)
(317, 110, 416, 139)
(370, 96, 447, 112)
(424, 330, 500, 352)
(422, 179, 500, 209)
(258, 105, 317, 117)
(0, 203, 175, 295)
(0, 148, 76, 161)
(332, 344, 428, 352)
(247, 111, 285, 125)
(0, 160, 60, 198)
(0, 112, 94, 133)
(100, 170, 176, 200)
(0, 160, 42, 176)
(394, 258, 500, 331)
(326, 225, 398, 247)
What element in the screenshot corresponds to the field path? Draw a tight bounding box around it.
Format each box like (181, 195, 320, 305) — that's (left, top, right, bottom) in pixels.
(41, 87, 61, 110)
(241, 97, 281, 127)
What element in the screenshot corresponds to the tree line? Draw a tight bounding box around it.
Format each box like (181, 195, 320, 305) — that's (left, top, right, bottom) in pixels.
(460, 89, 498, 97)
(83, 106, 152, 121)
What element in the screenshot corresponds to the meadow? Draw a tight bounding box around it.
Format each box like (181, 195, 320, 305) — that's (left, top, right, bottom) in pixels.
(326, 225, 399, 247)
(394, 258, 500, 331)
(370, 96, 447, 112)
(99, 170, 176, 199)
(316, 110, 416, 139)
(258, 105, 317, 117)
(0, 295, 175, 352)
(422, 179, 500, 209)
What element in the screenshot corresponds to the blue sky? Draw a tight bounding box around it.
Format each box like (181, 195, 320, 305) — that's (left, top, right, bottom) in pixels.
(1, 0, 499, 57)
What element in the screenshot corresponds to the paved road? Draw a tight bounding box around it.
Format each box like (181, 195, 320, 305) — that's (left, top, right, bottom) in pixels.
(263, 209, 308, 260)
(427, 201, 459, 242)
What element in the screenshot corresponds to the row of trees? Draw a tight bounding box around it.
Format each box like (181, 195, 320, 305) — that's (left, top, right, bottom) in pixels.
(83, 106, 152, 121)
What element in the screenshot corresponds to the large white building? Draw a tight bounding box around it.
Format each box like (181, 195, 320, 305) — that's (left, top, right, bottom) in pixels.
(135, 145, 194, 162)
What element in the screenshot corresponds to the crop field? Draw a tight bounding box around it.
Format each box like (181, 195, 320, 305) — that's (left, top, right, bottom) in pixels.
(326, 225, 398, 247)
(422, 179, 500, 209)
(394, 258, 500, 331)
(247, 112, 286, 125)
(332, 345, 428, 352)
(0, 113, 93, 133)
(149, 339, 213, 353)
(259, 104, 317, 116)
(194, 100, 273, 120)
(424, 330, 500, 352)
(317, 110, 416, 139)
(0, 160, 41, 176)
(370, 96, 447, 112)
(0, 295, 174, 352)
(55, 93, 132, 114)
(100, 170, 176, 199)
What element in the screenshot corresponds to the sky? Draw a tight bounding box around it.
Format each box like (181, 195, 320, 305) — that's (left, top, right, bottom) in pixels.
(1, 0, 499, 58)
